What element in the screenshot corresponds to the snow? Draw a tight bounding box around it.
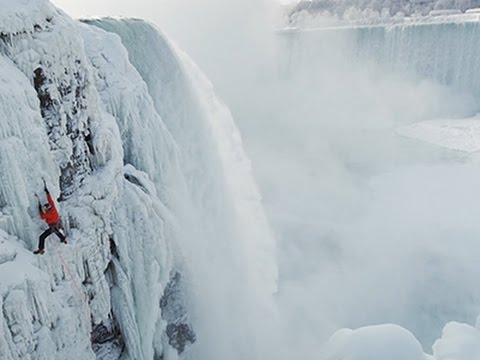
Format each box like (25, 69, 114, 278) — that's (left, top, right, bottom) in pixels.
(0, 230, 95, 359)
(283, 11, 480, 30)
(0, 1, 175, 358)
(110, 165, 173, 360)
(433, 322, 480, 359)
(2, 0, 480, 359)
(0, 1, 277, 358)
(84, 17, 278, 359)
(322, 324, 429, 360)
(286, 0, 480, 28)
(429, 9, 462, 16)
(397, 116, 480, 153)
(0, 0, 55, 34)
(0, 14, 99, 355)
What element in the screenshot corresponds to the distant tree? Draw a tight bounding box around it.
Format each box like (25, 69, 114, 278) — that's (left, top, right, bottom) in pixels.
(289, 0, 480, 22)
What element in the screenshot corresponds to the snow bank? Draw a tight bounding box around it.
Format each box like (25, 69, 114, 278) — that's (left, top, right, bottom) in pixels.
(433, 322, 480, 359)
(397, 116, 480, 153)
(321, 322, 480, 360)
(322, 324, 429, 360)
(0, 0, 55, 34)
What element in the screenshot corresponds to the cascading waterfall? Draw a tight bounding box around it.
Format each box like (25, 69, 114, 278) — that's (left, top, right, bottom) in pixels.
(355, 22, 480, 99)
(281, 21, 480, 100)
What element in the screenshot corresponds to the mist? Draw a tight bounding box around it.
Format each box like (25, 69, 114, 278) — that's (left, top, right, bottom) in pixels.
(50, 0, 480, 357)
(149, 1, 480, 358)
(256, 32, 480, 356)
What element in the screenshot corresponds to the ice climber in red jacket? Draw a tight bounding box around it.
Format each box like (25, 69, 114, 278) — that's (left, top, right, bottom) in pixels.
(34, 184, 67, 255)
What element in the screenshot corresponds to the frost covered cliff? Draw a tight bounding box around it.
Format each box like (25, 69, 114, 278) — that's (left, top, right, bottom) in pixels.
(0, 1, 277, 359)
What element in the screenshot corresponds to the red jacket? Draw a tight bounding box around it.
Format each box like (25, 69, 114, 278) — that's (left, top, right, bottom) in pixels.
(40, 193, 60, 225)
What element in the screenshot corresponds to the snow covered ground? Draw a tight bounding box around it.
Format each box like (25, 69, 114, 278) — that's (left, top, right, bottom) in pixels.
(398, 116, 480, 153)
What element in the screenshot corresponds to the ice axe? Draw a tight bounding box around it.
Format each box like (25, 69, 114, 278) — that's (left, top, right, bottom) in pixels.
(34, 193, 42, 212)
(42, 178, 48, 193)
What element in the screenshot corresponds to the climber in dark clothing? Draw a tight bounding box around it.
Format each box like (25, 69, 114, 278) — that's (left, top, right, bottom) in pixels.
(34, 184, 67, 255)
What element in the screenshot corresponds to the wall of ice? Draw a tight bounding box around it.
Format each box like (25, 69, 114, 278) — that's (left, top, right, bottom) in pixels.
(6, 0, 480, 358)
(355, 21, 480, 99)
(83, 18, 278, 360)
(281, 20, 480, 101)
(0, 1, 116, 358)
(0, 1, 277, 360)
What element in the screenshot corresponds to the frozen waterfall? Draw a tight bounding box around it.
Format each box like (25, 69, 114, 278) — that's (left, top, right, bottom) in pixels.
(0, 1, 276, 359)
(3, 0, 480, 359)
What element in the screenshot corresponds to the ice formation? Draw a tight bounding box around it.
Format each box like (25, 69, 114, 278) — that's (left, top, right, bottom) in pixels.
(321, 324, 429, 360)
(286, 0, 480, 28)
(397, 116, 480, 153)
(0, 0, 276, 359)
(2, 0, 480, 359)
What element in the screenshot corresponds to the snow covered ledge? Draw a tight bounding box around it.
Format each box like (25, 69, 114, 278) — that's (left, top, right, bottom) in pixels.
(432, 321, 480, 359)
(0, 229, 94, 358)
(0, 0, 56, 35)
(321, 324, 431, 360)
(397, 115, 480, 153)
(320, 321, 480, 360)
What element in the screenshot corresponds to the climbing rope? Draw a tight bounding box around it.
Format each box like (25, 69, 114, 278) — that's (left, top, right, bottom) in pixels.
(54, 243, 94, 347)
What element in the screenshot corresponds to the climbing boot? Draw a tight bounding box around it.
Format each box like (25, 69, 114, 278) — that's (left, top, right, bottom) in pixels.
(33, 249, 45, 255)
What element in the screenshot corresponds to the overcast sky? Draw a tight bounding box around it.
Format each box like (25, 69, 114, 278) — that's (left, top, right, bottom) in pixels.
(50, 0, 291, 20)
(50, 0, 165, 20)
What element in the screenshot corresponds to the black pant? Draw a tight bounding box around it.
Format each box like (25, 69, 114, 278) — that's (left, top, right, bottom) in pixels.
(38, 224, 66, 250)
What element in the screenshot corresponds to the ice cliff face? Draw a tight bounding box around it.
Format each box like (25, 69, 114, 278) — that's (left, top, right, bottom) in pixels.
(353, 21, 480, 98)
(282, 18, 480, 100)
(0, 1, 277, 359)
